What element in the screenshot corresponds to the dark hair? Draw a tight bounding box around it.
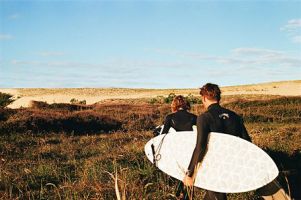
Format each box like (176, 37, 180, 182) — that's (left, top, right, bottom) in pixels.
(171, 95, 190, 112)
(199, 83, 221, 102)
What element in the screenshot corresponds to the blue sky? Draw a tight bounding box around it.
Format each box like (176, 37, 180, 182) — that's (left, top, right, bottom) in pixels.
(0, 0, 300, 88)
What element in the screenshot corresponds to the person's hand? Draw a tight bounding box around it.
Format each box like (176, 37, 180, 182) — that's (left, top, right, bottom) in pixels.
(152, 126, 162, 136)
(183, 175, 194, 187)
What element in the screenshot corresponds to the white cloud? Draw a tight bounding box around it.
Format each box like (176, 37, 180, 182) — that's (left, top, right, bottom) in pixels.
(153, 48, 301, 68)
(8, 13, 20, 20)
(281, 19, 301, 32)
(149, 48, 215, 60)
(11, 60, 42, 65)
(231, 48, 285, 57)
(11, 58, 188, 71)
(11, 60, 95, 68)
(225, 51, 300, 68)
(228, 48, 301, 67)
(292, 35, 301, 43)
(281, 18, 301, 43)
(216, 57, 256, 65)
(36, 51, 65, 57)
(8, 48, 300, 88)
(0, 34, 13, 40)
(7, 58, 179, 87)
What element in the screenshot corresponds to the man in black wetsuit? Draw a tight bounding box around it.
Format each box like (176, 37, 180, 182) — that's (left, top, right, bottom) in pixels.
(183, 83, 290, 200)
(183, 83, 250, 200)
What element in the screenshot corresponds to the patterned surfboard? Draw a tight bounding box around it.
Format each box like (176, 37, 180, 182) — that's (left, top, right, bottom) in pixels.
(144, 131, 278, 193)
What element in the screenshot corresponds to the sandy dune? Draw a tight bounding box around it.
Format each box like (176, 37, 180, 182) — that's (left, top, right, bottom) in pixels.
(1, 80, 300, 109)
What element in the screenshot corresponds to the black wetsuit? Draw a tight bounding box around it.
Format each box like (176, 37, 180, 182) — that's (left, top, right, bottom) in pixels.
(161, 109, 197, 200)
(162, 109, 197, 134)
(187, 103, 251, 200)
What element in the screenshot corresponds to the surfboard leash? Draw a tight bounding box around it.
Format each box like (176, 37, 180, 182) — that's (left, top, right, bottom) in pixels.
(151, 134, 168, 166)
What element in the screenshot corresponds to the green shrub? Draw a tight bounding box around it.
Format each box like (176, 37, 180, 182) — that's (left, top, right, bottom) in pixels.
(164, 93, 176, 103)
(150, 93, 201, 105)
(185, 93, 202, 105)
(0, 108, 16, 121)
(70, 98, 77, 104)
(70, 98, 86, 105)
(30, 100, 91, 111)
(0, 92, 14, 108)
(149, 98, 158, 104)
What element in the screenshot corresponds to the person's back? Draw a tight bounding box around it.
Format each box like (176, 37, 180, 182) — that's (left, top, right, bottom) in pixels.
(162, 109, 197, 134)
(203, 103, 251, 141)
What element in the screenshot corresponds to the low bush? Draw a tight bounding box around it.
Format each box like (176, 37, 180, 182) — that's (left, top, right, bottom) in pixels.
(0, 92, 14, 108)
(185, 93, 202, 105)
(94, 103, 162, 131)
(224, 97, 301, 123)
(70, 98, 86, 105)
(225, 96, 301, 109)
(0, 109, 121, 134)
(30, 100, 92, 111)
(0, 108, 16, 121)
(149, 93, 201, 105)
(1, 96, 300, 134)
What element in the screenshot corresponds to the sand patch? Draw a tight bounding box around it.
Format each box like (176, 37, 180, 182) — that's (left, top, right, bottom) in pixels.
(1, 80, 300, 108)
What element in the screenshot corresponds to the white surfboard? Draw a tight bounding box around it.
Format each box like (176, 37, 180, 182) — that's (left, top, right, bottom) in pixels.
(144, 131, 279, 193)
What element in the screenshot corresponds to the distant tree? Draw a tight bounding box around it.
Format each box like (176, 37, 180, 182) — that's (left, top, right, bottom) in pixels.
(149, 98, 158, 104)
(0, 92, 14, 108)
(79, 100, 86, 105)
(70, 98, 78, 104)
(70, 98, 86, 105)
(164, 93, 176, 103)
(185, 93, 202, 105)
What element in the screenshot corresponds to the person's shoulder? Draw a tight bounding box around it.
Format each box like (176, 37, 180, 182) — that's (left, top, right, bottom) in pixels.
(197, 111, 211, 121)
(220, 105, 236, 114)
(165, 113, 174, 120)
(222, 106, 241, 119)
(187, 111, 197, 118)
(196, 112, 212, 126)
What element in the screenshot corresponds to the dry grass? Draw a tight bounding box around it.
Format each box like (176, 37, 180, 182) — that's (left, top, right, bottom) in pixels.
(0, 95, 300, 199)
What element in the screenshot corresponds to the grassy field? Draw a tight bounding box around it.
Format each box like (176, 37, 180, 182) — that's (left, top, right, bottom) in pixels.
(0, 95, 300, 199)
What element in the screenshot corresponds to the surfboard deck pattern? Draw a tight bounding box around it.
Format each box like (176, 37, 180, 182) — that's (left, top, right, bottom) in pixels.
(144, 131, 279, 193)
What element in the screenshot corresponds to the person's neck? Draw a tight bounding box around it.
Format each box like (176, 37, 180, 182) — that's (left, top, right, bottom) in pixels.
(205, 101, 218, 110)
